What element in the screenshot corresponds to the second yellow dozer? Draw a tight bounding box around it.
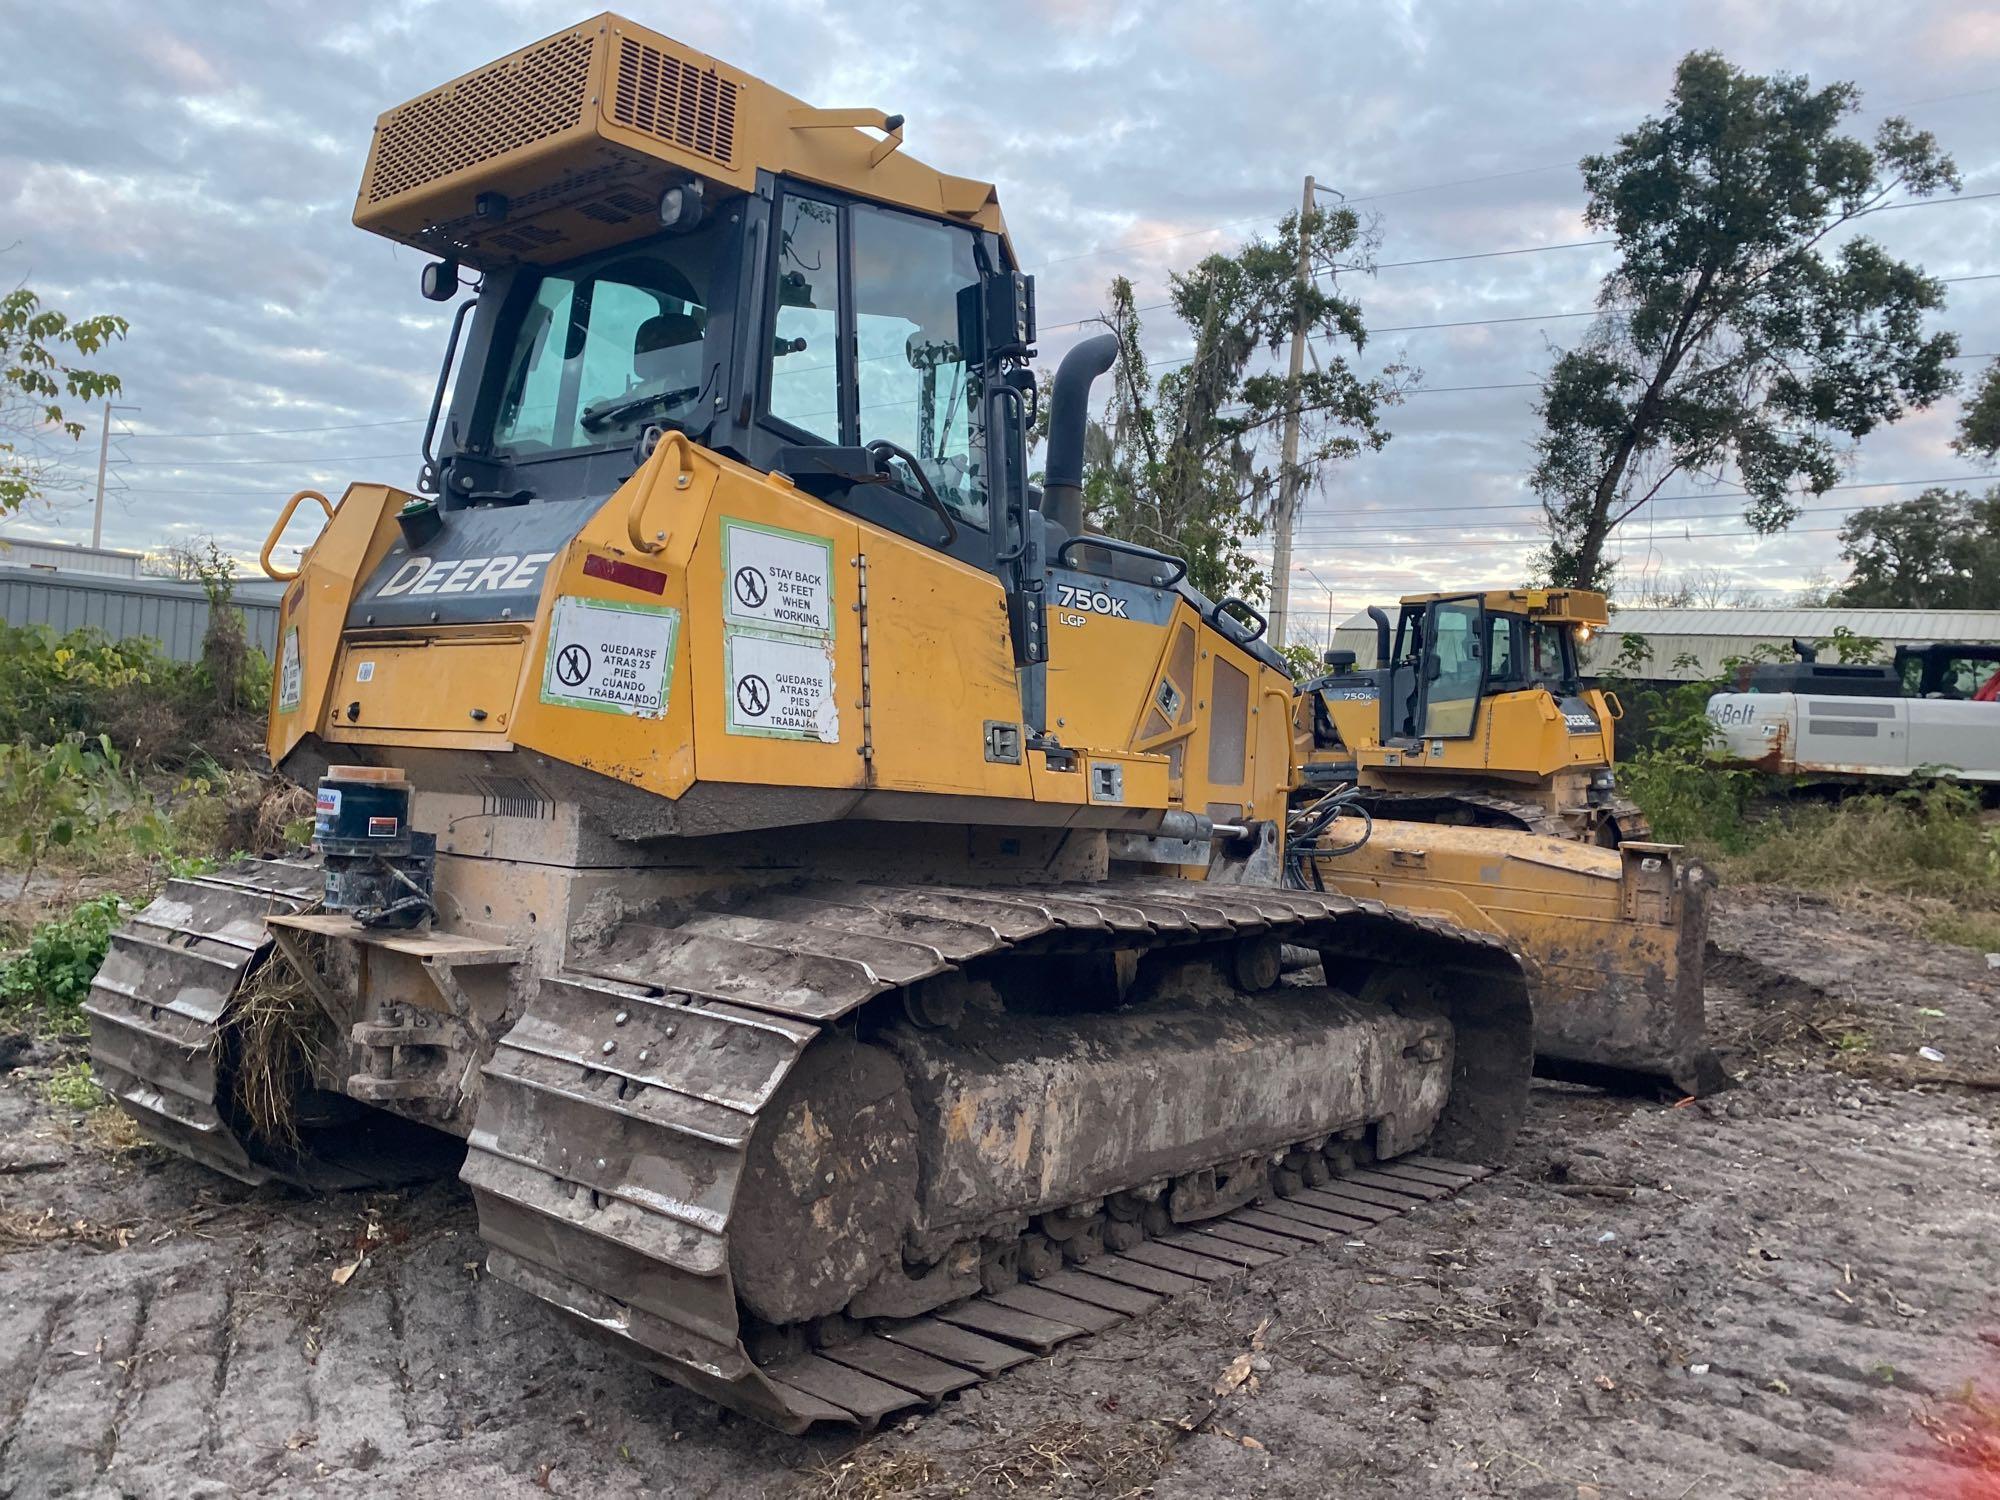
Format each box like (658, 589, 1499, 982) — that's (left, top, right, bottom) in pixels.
(83, 15, 1534, 1432)
(1291, 589, 1725, 1095)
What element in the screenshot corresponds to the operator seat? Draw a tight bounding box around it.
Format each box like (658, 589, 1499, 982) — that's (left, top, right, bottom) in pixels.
(633, 309, 705, 390)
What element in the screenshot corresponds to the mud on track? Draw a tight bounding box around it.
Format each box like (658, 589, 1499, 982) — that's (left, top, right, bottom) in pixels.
(1, 889, 1996, 1499)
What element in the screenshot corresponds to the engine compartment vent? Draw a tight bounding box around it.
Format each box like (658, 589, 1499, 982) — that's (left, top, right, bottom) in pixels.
(609, 35, 738, 166)
(366, 29, 595, 204)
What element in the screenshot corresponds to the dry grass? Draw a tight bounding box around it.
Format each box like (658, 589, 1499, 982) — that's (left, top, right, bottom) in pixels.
(226, 948, 326, 1152)
(1715, 788, 2000, 912)
(799, 1419, 1176, 1500)
(0, 1207, 133, 1252)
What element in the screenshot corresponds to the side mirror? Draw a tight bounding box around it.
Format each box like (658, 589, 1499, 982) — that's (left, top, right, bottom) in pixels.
(958, 272, 1036, 366)
(420, 260, 460, 302)
(1425, 656, 1443, 682)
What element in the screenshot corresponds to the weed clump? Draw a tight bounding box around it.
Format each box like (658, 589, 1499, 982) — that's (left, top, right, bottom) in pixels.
(0, 893, 128, 1034)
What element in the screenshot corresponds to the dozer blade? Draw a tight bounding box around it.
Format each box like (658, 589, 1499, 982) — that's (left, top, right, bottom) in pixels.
(462, 879, 1534, 1432)
(1303, 819, 1728, 1096)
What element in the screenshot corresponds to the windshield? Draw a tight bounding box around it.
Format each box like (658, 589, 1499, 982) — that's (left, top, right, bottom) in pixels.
(489, 225, 727, 455)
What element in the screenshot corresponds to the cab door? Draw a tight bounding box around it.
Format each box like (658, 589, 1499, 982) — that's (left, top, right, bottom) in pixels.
(1417, 596, 1486, 739)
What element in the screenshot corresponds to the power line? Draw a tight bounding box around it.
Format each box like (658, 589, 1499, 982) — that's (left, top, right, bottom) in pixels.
(1134, 270, 2000, 373)
(1032, 191, 2000, 338)
(131, 416, 425, 440)
(1258, 524, 1855, 551)
(117, 450, 417, 468)
(1282, 473, 1998, 530)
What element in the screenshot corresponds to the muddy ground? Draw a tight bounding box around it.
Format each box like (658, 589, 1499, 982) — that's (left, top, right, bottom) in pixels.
(2, 889, 1996, 1500)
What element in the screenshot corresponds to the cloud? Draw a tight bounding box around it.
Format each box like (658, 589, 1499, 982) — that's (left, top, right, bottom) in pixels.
(0, 0, 1990, 623)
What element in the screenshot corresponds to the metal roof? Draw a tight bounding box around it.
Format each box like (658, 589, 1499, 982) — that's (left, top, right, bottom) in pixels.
(1596, 607, 2000, 639)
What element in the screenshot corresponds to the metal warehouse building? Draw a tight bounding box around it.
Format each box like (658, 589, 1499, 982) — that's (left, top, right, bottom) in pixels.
(1332, 606, 2000, 681)
(0, 539, 283, 662)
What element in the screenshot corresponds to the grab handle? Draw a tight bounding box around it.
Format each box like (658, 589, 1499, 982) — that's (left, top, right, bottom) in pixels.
(628, 431, 694, 555)
(260, 489, 334, 581)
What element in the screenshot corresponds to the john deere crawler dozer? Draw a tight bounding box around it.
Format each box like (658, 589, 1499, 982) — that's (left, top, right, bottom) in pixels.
(84, 15, 1533, 1430)
(1290, 589, 1725, 1095)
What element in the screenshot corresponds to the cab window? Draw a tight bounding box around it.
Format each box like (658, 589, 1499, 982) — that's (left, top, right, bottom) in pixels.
(1421, 600, 1483, 738)
(1486, 616, 1518, 682)
(490, 236, 723, 455)
(767, 193, 842, 440)
(1525, 622, 1569, 685)
(852, 204, 987, 528)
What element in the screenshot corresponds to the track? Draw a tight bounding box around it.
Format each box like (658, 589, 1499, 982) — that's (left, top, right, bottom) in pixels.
(463, 879, 1529, 1431)
(83, 859, 327, 1187)
(715, 1155, 1492, 1428)
(83, 864, 1530, 1434)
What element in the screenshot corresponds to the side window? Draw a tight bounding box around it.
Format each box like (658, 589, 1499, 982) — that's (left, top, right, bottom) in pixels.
(851, 205, 988, 528)
(1487, 616, 1517, 682)
(768, 194, 842, 440)
(1527, 623, 1567, 684)
(1421, 601, 1483, 738)
(494, 279, 572, 451)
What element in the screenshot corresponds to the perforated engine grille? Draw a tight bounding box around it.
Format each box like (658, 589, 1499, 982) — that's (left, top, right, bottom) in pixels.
(608, 35, 738, 165)
(365, 30, 594, 205)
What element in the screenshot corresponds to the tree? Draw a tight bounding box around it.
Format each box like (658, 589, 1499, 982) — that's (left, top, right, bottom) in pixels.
(1830, 487, 2000, 608)
(1529, 52, 1961, 592)
(1956, 359, 2000, 465)
(1073, 204, 1408, 602)
(1, 287, 129, 516)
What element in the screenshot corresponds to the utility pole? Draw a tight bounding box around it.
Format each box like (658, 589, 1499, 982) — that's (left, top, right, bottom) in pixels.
(1267, 173, 1316, 651)
(90, 402, 138, 550)
(91, 402, 113, 549)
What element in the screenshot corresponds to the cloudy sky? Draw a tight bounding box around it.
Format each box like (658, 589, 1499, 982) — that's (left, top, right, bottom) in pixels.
(2, 0, 1995, 644)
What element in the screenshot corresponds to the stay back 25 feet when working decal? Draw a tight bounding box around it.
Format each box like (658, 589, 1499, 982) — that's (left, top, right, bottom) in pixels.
(720, 519, 839, 743)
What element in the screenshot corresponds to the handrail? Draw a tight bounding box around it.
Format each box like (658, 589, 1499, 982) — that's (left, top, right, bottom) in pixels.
(628, 430, 694, 554)
(1209, 595, 1269, 641)
(1054, 534, 1189, 589)
(259, 489, 334, 581)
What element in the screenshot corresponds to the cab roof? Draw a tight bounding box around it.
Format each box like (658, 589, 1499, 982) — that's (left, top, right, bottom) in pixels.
(1400, 588, 1609, 627)
(354, 12, 1010, 270)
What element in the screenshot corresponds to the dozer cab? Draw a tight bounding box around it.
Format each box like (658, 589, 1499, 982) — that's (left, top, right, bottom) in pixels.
(1290, 588, 1726, 1096)
(1300, 588, 1646, 841)
(85, 14, 1534, 1432)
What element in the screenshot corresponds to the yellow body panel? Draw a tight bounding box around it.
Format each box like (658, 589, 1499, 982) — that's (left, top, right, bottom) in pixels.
(861, 532, 1032, 799)
(274, 439, 1218, 831)
(329, 634, 527, 739)
(1047, 596, 1287, 826)
(1342, 685, 1619, 783)
(271, 482, 418, 763)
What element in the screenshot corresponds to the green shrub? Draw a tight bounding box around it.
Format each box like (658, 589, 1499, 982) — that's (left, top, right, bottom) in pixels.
(1, 893, 129, 1032)
(1611, 675, 1768, 851)
(0, 735, 165, 895)
(1719, 781, 2000, 908)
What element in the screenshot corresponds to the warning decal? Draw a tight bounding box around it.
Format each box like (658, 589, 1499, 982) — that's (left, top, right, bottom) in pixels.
(725, 629, 840, 741)
(722, 520, 833, 637)
(540, 596, 680, 719)
(278, 628, 302, 714)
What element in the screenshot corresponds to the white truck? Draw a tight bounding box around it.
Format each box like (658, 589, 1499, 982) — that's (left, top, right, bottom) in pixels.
(1706, 641, 2000, 784)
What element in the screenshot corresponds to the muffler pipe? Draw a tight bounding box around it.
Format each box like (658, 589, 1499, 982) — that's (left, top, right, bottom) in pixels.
(1042, 333, 1120, 540)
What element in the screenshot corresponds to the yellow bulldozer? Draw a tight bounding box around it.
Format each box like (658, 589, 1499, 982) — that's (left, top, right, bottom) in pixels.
(1300, 587, 1646, 841)
(72, 15, 1734, 1434)
(84, 13, 1536, 1431)
(1290, 587, 1725, 1096)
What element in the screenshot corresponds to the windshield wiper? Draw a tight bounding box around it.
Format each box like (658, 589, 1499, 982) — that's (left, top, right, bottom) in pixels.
(579, 383, 701, 433)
